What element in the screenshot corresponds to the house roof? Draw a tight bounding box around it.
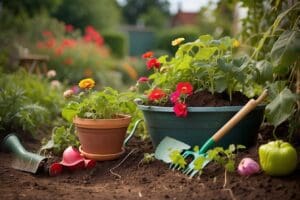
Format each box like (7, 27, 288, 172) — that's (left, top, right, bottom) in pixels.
(172, 11, 198, 27)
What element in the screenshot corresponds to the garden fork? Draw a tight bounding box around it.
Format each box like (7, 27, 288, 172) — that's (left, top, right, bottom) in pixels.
(171, 90, 268, 177)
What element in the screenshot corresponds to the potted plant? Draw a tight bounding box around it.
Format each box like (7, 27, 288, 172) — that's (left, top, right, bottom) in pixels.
(134, 35, 266, 148)
(62, 78, 142, 161)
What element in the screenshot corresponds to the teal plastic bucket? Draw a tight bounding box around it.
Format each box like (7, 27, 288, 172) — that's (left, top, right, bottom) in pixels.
(138, 105, 265, 149)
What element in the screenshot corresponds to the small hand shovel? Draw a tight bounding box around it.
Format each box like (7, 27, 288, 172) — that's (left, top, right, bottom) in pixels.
(1, 134, 47, 174)
(155, 90, 268, 177)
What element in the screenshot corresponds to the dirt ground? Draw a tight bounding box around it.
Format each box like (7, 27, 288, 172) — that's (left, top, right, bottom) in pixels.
(0, 125, 299, 200)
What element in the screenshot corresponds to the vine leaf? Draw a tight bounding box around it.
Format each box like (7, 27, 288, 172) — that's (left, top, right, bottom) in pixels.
(265, 87, 298, 127)
(270, 30, 300, 75)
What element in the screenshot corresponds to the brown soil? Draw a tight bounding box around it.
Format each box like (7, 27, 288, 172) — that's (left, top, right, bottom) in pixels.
(0, 125, 299, 200)
(153, 90, 250, 107)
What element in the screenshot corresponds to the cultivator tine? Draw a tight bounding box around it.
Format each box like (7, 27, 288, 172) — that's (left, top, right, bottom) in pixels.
(169, 163, 179, 170)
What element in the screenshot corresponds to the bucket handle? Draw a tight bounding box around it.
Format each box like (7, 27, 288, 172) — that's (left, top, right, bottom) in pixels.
(124, 119, 143, 145)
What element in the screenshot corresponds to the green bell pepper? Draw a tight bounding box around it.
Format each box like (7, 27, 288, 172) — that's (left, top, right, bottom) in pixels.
(259, 140, 298, 176)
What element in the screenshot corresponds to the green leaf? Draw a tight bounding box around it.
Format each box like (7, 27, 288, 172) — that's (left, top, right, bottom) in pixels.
(271, 30, 300, 75)
(255, 60, 273, 83)
(193, 156, 206, 170)
(62, 101, 79, 122)
(265, 88, 298, 127)
(193, 145, 199, 152)
(169, 150, 187, 168)
(195, 47, 218, 60)
(225, 160, 235, 172)
(228, 144, 235, 153)
(199, 34, 213, 43)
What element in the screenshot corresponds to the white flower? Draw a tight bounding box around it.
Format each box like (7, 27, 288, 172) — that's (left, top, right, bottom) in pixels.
(47, 70, 57, 79)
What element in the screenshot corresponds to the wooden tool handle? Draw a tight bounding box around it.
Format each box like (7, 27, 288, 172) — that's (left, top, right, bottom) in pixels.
(212, 89, 268, 142)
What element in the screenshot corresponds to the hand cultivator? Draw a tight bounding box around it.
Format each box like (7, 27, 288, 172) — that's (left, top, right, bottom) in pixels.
(155, 90, 268, 178)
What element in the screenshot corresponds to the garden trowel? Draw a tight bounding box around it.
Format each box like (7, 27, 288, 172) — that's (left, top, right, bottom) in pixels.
(1, 133, 47, 174)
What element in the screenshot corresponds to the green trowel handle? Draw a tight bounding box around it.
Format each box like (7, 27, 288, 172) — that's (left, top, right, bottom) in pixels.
(199, 89, 268, 154)
(124, 119, 143, 145)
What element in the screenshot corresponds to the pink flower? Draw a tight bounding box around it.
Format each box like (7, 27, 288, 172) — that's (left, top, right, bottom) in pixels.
(63, 89, 74, 98)
(173, 102, 188, 117)
(170, 91, 180, 103)
(176, 82, 193, 95)
(138, 77, 149, 83)
(146, 58, 160, 70)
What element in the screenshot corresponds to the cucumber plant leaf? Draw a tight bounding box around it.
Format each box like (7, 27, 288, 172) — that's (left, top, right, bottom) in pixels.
(265, 87, 298, 127)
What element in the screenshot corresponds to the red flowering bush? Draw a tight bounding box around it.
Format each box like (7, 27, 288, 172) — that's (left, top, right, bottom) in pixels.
(135, 35, 262, 117)
(36, 25, 134, 88)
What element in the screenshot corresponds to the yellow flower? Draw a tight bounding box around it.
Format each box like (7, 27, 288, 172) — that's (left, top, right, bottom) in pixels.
(172, 37, 185, 46)
(78, 78, 95, 89)
(233, 39, 240, 48)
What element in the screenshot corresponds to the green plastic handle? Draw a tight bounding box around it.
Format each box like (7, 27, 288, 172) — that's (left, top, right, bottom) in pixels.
(198, 137, 215, 154)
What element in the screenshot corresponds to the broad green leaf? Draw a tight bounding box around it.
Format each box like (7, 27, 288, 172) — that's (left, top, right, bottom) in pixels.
(219, 37, 232, 50)
(199, 35, 213, 43)
(271, 30, 300, 75)
(61, 101, 79, 122)
(158, 55, 169, 64)
(255, 60, 273, 83)
(195, 47, 218, 60)
(265, 88, 298, 127)
(214, 76, 227, 93)
(177, 55, 192, 69)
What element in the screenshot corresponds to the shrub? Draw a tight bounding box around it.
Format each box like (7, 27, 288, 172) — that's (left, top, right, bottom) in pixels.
(102, 31, 128, 58)
(0, 69, 64, 137)
(35, 26, 128, 88)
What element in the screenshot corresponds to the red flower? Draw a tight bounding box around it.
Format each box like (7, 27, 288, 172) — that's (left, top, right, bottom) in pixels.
(84, 25, 104, 47)
(146, 58, 160, 70)
(173, 102, 188, 117)
(61, 39, 77, 48)
(42, 30, 53, 38)
(45, 38, 56, 48)
(142, 51, 154, 59)
(63, 57, 73, 65)
(65, 24, 74, 33)
(176, 82, 193, 95)
(138, 77, 149, 83)
(170, 91, 180, 103)
(148, 88, 166, 101)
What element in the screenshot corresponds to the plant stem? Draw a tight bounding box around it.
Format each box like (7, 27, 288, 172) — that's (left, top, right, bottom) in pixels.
(223, 169, 228, 188)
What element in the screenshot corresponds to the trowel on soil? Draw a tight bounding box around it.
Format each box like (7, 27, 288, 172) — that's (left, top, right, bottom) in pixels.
(1, 133, 47, 174)
(155, 90, 268, 177)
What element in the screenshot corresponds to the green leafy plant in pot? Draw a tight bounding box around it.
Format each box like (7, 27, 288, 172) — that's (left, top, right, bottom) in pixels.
(134, 35, 266, 148)
(62, 78, 142, 161)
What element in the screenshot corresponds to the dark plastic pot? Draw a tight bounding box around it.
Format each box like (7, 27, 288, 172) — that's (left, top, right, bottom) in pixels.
(138, 105, 265, 148)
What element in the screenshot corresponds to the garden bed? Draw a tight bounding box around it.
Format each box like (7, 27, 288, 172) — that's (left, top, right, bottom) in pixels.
(0, 125, 299, 200)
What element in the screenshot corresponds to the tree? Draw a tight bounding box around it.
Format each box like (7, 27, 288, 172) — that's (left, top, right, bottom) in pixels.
(120, 0, 170, 26)
(1, 0, 62, 17)
(52, 0, 121, 31)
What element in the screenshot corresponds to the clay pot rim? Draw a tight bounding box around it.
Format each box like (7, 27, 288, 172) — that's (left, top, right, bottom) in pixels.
(73, 114, 131, 128)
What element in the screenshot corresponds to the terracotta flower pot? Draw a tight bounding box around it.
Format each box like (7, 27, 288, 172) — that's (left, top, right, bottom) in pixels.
(73, 114, 134, 161)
